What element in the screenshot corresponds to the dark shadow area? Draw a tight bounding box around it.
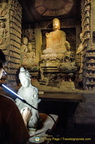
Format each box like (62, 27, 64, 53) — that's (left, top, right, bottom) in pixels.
(38, 100, 95, 144)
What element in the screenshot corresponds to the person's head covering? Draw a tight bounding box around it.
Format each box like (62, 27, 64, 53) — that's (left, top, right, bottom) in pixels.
(19, 67, 31, 80)
(0, 49, 6, 68)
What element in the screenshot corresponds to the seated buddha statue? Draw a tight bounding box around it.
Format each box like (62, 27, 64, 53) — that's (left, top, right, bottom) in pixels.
(0, 1, 8, 17)
(23, 42, 36, 65)
(41, 18, 71, 60)
(20, 37, 28, 61)
(21, 37, 37, 69)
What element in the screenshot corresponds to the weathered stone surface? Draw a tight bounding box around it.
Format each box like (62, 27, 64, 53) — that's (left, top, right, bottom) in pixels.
(75, 93, 95, 124)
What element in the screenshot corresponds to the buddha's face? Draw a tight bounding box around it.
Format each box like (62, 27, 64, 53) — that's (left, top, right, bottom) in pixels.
(20, 76, 30, 87)
(0, 21, 4, 28)
(28, 43, 32, 52)
(22, 37, 28, 45)
(53, 18, 60, 30)
(80, 33, 83, 41)
(2, 2, 7, 10)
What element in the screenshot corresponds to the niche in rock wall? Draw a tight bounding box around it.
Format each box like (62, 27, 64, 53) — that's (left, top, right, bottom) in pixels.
(39, 27, 78, 91)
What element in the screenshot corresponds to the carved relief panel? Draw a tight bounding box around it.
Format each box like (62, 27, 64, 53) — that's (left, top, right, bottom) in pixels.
(0, 0, 22, 86)
(81, 0, 94, 90)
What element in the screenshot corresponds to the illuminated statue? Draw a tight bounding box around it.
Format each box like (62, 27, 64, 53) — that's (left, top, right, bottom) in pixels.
(41, 18, 71, 60)
(15, 67, 40, 128)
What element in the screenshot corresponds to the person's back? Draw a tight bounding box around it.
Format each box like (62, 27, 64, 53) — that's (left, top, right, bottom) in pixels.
(0, 49, 29, 144)
(0, 94, 29, 144)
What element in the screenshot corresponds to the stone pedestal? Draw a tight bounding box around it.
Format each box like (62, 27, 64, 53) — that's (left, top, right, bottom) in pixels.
(40, 63, 77, 88)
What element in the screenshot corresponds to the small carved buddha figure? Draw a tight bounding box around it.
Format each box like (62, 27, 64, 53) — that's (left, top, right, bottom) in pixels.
(21, 41, 37, 67)
(15, 67, 40, 128)
(20, 37, 28, 64)
(0, 1, 7, 17)
(76, 32, 84, 85)
(76, 32, 84, 73)
(0, 20, 7, 44)
(21, 37, 28, 54)
(41, 18, 71, 60)
(25, 42, 36, 64)
(76, 33, 84, 55)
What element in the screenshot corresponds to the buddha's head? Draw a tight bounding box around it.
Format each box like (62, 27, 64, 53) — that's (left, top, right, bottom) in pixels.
(1, 1, 7, 10)
(22, 37, 28, 45)
(19, 67, 31, 87)
(28, 42, 32, 52)
(80, 33, 83, 41)
(53, 18, 60, 30)
(0, 20, 5, 28)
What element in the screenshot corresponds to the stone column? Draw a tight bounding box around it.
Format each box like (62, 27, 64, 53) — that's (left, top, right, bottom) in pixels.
(35, 29, 42, 64)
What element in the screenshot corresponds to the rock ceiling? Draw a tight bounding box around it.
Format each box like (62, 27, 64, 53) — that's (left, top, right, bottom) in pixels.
(35, 0, 74, 16)
(18, 0, 81, 25)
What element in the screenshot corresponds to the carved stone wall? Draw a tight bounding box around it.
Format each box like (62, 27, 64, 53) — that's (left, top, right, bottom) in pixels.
(82, 0, 95, 90)
(0, 0, 22, 86)
(81, 0, 92, 90)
